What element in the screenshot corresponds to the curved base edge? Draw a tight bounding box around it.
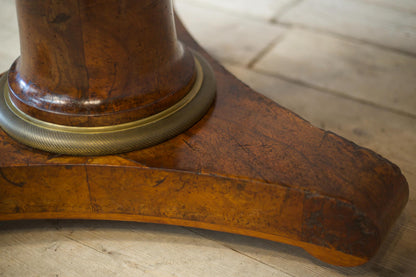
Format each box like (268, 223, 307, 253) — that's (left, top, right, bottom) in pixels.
(0, 163, 387, 267)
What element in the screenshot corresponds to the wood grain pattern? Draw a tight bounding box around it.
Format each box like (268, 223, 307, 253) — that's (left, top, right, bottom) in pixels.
(0, 14, 409, 266)
(8, 0, 195, 126)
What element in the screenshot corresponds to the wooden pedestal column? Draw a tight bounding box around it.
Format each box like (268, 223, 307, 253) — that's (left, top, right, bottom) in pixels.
(0, 0, 409, 267)
(11, 0, 196, 127)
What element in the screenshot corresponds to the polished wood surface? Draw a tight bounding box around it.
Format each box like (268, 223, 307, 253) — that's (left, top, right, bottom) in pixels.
(0, 13, 409, 267)
(8, 0, 195, 126)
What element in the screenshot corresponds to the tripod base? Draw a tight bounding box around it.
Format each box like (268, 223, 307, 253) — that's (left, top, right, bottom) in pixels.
(0, 18, 408, 267)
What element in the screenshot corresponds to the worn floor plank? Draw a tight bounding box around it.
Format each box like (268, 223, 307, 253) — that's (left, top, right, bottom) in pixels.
(253, 28, 416, 117)
(0, 221, 293, 277)
(362, 0, 416, 14)
(278, 0, 416, 55)
(63, 221, 293, 277)
(175, 1, 286, 66)
(0, 221, 133, 277)
(0, 0, 19, 71)
(177, 0, 296, 20)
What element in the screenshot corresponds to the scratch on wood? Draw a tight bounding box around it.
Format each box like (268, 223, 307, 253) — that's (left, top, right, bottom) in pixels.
(176, 182, 186, 192)
(319, 131, 331, 148)
(183, 139, 197, 151)
(0, 168, 25, 187)
(50, 13, 71, 24)
(108, 63, 118, 96)
(84, 165, 97, 213)
(228, 133, 272, 183)
(153, 176, 167, 187)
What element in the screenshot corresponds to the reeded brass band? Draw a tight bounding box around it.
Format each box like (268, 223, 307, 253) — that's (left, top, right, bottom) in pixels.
(0, 53, 216, 155)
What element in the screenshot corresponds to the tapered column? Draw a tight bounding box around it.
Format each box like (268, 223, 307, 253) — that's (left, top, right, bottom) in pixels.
(9, 0, 195, 126)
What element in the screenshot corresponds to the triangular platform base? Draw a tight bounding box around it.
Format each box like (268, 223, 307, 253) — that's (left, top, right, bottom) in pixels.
(0, 18, 408, 267)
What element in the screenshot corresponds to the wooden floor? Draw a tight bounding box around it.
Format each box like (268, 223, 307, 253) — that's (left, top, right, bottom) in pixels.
(1, 0, 415, 276)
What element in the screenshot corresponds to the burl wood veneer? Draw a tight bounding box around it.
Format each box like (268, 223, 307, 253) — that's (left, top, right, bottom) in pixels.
(0, 0, 409, 267)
